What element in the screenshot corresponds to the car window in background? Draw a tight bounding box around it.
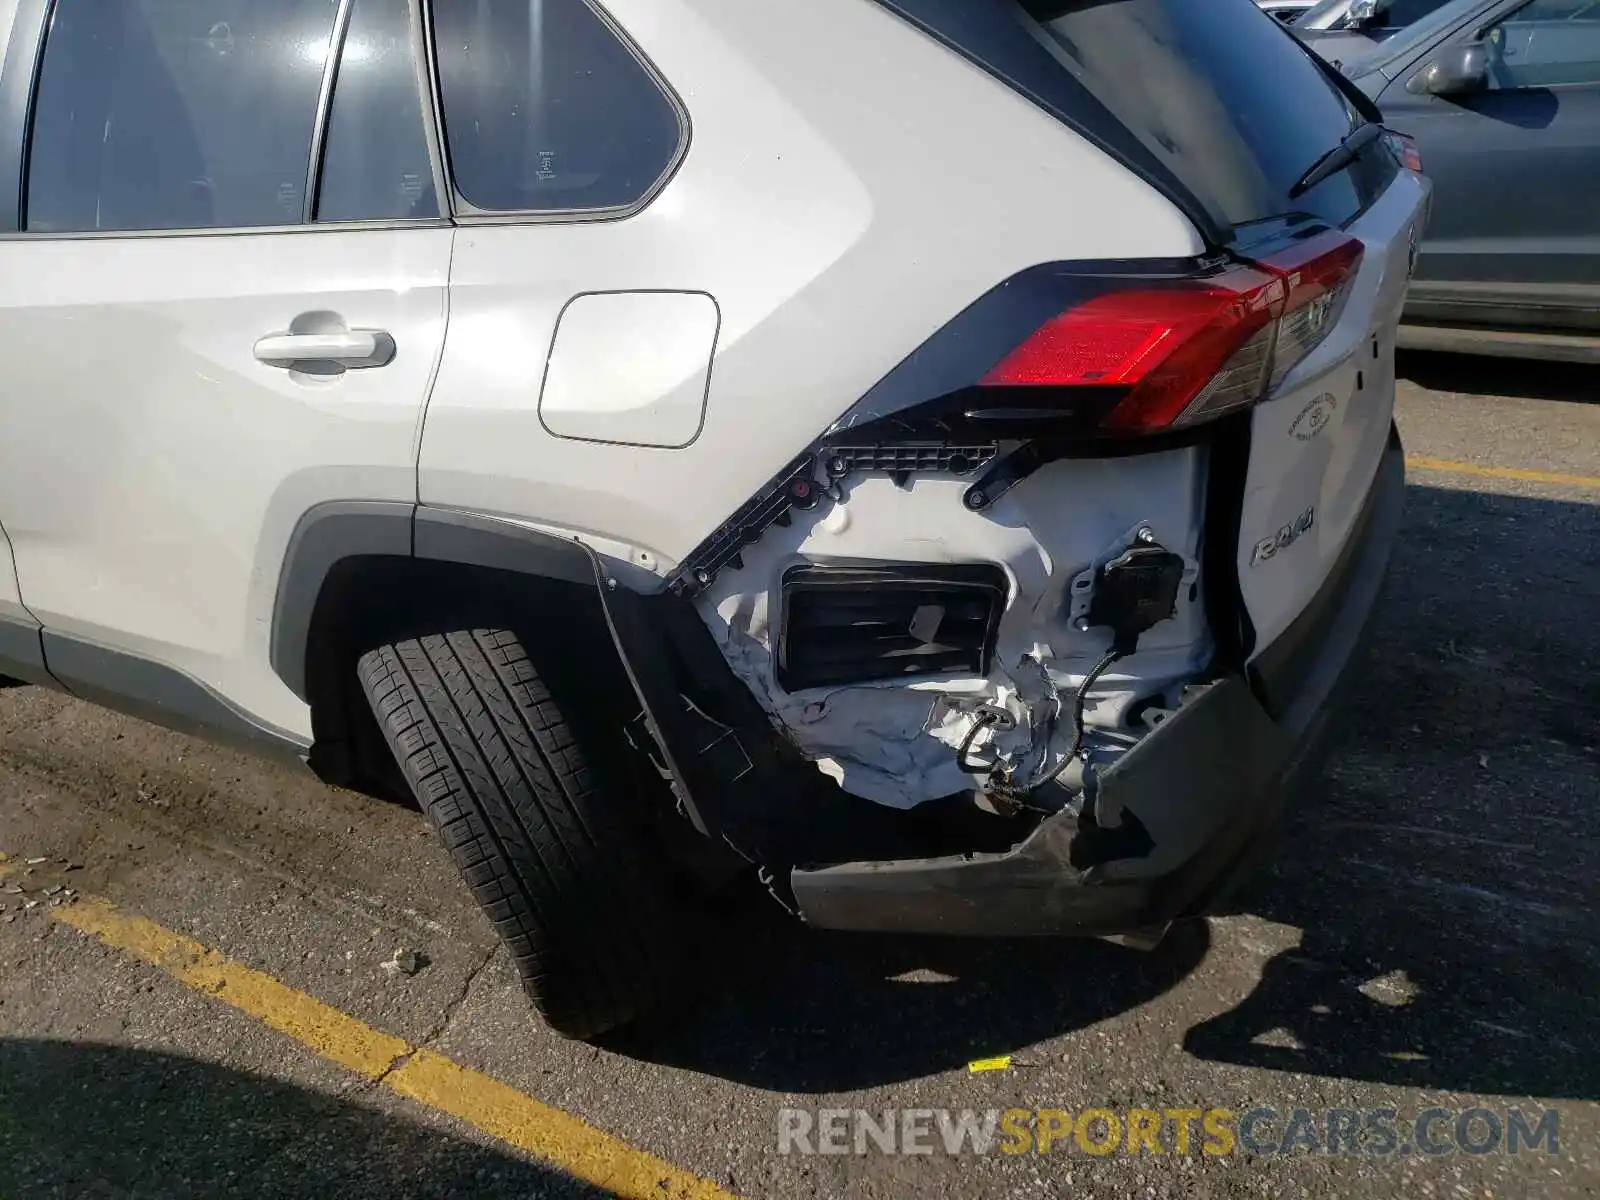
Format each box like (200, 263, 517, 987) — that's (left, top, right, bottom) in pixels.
(1379, 0, 1455, 24)
(1483, 0, 1600, 88)
(1021, 0, 1363, 226)
(432, 0, 683, 214)
(1299, 0, 1357, 28)
(27, 0, 339, 232)
(1350, 0, 1485, 75)
(1303, 0, 1450, 29)
(317, 0, 440, 221)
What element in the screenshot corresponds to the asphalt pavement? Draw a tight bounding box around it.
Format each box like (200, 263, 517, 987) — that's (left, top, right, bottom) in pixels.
(0, 351, 1596, 1199)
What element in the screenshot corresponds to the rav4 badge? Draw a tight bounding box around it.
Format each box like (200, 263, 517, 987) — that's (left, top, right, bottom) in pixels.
(1289, 393, 1339, 441)
(1252, 506, 1316, 567)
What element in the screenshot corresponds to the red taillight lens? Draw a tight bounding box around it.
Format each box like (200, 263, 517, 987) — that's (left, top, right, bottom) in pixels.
(1271, 229, 1365, 312)
(979, 234, 1365, 436)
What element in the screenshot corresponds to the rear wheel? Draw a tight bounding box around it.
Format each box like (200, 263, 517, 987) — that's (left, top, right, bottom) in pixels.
(358, 627, 692, 1039)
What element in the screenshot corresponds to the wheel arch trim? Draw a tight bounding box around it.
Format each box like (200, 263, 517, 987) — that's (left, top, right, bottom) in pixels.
(271, 501, 598, 702)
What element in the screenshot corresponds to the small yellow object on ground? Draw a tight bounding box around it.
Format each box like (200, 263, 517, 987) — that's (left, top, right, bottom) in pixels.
(968, 1055, 1013, 1073)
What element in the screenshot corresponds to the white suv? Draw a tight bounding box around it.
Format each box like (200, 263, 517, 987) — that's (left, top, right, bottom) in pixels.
(0, 0, 1427, 1037)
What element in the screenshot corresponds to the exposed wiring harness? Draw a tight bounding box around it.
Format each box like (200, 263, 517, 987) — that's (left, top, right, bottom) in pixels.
(1029, 645, 1124, 790)
(954, 703, 1017, 775)
(953, 532, 1187, 802)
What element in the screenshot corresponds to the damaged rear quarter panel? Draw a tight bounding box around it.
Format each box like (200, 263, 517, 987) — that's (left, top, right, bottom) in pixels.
(695, 447, 1214, 808)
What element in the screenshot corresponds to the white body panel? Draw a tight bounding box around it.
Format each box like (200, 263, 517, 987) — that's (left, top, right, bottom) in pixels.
(1238, 172, 1427, 651)
(0, 227, 453, 737)
(417, 0, 1203, 567)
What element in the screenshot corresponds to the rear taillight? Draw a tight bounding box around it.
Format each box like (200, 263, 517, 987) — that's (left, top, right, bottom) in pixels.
(1267, 231, 1364, 390)
(1386, 131, 1424, 173)
(979, 232, 1365, 436)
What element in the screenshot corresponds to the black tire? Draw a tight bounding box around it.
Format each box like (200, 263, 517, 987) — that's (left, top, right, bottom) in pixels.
(358, 627, 691, 1039)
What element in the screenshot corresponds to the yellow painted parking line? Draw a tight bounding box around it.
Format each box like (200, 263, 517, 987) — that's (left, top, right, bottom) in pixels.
(1408, 455, 1600, 491)
(0, 855, 732, 1200)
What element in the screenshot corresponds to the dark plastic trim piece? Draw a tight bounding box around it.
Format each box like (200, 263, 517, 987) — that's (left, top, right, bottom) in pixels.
(271, 501, 416, 701)
(789, 677, 1291, 936)
(271, 502, 604, 702)
(41, 631, 311, 762)
(0, 612, 51, 686)
(412, 508, 596, 585)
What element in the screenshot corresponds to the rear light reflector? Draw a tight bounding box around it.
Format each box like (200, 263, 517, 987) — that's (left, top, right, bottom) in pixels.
(1265, 230, 1364, 389)
(979, 232, 1365, 436)
(1386, 130, 1424, 173)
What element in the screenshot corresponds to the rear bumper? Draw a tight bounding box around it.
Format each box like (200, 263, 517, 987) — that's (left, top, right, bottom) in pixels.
(786, 426, 1406, 936)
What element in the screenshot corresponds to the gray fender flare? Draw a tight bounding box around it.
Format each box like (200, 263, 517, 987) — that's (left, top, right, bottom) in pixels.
(270, 502, 595, 702)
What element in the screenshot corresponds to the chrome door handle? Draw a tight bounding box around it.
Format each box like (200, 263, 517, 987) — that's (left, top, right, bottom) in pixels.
(253, 329, 395, 369)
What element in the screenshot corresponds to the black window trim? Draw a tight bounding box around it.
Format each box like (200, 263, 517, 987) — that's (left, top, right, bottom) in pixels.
(0, 0, 454, 238)
(422, 0, 692, 226)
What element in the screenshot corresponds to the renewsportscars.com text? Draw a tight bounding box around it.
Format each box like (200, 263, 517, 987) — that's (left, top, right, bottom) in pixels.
(776, 1105, 1562, 1159)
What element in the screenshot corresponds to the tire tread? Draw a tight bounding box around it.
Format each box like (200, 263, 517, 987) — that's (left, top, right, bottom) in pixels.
(358, 628, 682, 1038)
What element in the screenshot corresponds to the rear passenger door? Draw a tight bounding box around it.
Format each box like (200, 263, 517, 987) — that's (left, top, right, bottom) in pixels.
(0, 0, 452, 741)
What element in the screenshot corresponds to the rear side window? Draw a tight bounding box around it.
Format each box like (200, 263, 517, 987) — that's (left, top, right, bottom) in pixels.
(432, 0, 684, 214)
(27, 0, 338, 231)
(876, 0, 1368, 232)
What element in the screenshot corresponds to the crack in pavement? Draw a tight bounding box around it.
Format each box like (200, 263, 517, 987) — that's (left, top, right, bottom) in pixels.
(362, 942, 503, 1093)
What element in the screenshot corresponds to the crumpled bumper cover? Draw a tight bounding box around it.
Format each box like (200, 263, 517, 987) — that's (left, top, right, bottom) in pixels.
(789, 675, 1288, 935)
(788, 427, 1406, 936)
(587, 426, 1405, 939)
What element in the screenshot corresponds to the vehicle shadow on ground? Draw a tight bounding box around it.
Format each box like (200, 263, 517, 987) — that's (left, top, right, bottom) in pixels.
(1185, 484, 1600, 1101)
(0, 1039, 599, 1199)
(620, 484, 1600, 1101)
(1398, 349, 1600, 404)
(615, 912, 1211, 1093)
